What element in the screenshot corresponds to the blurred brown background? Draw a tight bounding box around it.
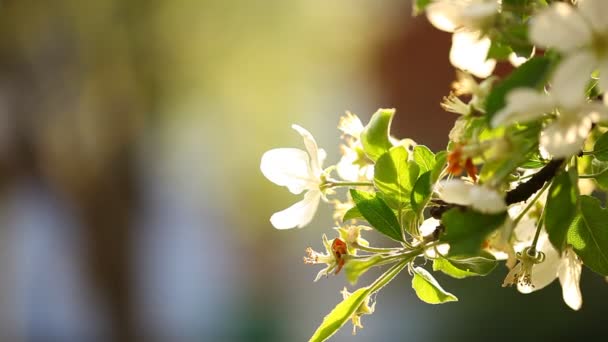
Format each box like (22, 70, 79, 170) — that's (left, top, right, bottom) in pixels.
(0, 1, 605, 341)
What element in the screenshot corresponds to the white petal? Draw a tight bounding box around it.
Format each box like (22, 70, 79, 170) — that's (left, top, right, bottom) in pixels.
(336, 150, 360, 182)
(552, 52, 596, 110)
(579, 0, 608, 35)
(469, 186, 506, 214)
(540, 116, 592, 158)
(270, 190, 321, 229)
(491, 88, 555, 127)
(450, 31, 495, 78)
(419, 217, 441, 237)
(292, 124, 324, 176)
(558, 248, 583, 310)
(529, 3, 593, 53)
(261, 148, 315, 194)
(425, 1, 461, 32)
(437, 179, 473, 206)
(518, 235, 559, 294)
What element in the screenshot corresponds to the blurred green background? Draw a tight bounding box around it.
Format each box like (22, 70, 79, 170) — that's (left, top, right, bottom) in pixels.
(0, 0, 605, 341)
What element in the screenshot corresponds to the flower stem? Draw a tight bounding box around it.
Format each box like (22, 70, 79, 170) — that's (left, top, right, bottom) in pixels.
(355, 244, 402, 254)
(512, 180, 550, 227)
(529, 206, 546, 254)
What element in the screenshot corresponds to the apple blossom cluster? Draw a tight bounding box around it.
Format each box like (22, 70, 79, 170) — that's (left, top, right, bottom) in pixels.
(261, 1, 608, 341)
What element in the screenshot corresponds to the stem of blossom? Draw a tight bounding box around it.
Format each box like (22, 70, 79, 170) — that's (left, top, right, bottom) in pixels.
(322, 180, 374, 189)
(354, 244, 402, 254)
(529, 207, 546, 255)
(579, 172, 608, 179)
(580, 151, 595, 156)
(512, 180, 551, 228)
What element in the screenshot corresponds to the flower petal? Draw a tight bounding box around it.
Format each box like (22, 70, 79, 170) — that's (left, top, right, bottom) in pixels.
(450, 31, 495, 78)
(579, 0, 608, 35)
(437, 179, 473, 206)
(558, 248, 583, 310)
(491, 88, 555, 127)
(270, 189, 321, 229)
(552, 51, 596, 110)
(540, 115, 592, 158)
(260, 148, 314, 194)
(292, 124, 324, 176)
(425, 1, 461, 32)
(469, 186, 507, 214)
(529, 3, 593, 53)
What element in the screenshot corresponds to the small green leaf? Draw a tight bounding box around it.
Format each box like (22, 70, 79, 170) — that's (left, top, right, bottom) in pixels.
(486, 56, 552, 123)
(432, 253, 498, 279)
(361, 108, 395, 161)
(545, 169, 578, 252)
(440, 209, 507, 256)
(411, 267, 458, 304)
(431, 150, 447, 183)
(413, 145, 436, 174)
(350, 189, 403, 242)
(567, 196, 608, 276)
(344, 255, 384, 285)
(486, 40, 512, 60)
(374, 146, 420, 209)
(343, 206, 362, 222)
(412, 0, 432, 15)
(411, 171, 432, 215)
(309, 287, 370, 342)
(593, 131, 608, 161)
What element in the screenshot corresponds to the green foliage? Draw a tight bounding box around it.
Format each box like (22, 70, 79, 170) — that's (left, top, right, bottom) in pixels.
(545, 169, 578, 252)
(432, 253, 498, 279)
(342, 206, 362, 221)
(431, 150, 447, 183)
(412, 0, 432, 15)
(593, 131, 608, 161)
(486, 56, 553, 123)
(361, 108, 395, 162)
(411, 171, 432, 215)
(440, 209, 507, 256)
(374, 146, 420, 209)
(350, 189, 403, 242)
(411, 267, 458, 304)
(344, 255, 384, 285)
(413, 145, 436, 174)
(568, 196, 608, 276)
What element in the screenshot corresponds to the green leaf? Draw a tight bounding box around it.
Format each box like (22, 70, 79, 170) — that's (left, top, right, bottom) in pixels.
(309, 260, 408, 342)
(545, 169, 578, 252)
(374, 146, 420, 209)
(413, 145, 436, 174)
(431, 150, 447, 183)
(350, 189, 403, 242)
(412, 0, 432, 15)
(567, 196, 608, 276)
(342, 206, 362, 221)
(411, 171, 432, 215)
(411, 267, 458, 304)
(440, 209, 507, 256)
(486, 40, 512, 60)
(361, 108, 395, 161)
(344, 255, 384, 285)
(432, 253, 498, 279)
(486, 56, 552, 123)
(309, 287, 370, 342)
(593, 131, 608, 161)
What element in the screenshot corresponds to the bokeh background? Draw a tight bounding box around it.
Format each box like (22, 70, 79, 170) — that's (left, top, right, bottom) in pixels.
(0, 0, 605, 341)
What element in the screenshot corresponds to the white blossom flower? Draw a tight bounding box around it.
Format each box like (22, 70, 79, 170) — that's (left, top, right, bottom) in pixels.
(529, 0, 608, 98)
(491, 88, 608, 158)
(511, 233, 583, 310)
(336, 112, 374, 182)
(426, 0, 499, 78)
(260, 124, 326, 229)
(437, 179, 507, 213)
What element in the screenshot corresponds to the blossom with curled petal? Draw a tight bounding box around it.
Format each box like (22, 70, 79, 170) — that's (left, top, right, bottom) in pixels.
(437, 179, 507, 213)
(426, 0, 499, 78)
(336, 112, 374, 182)
(529, 0, 608, 100)
(260, 125, 327, 229)
(491, 88, 608, 158)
